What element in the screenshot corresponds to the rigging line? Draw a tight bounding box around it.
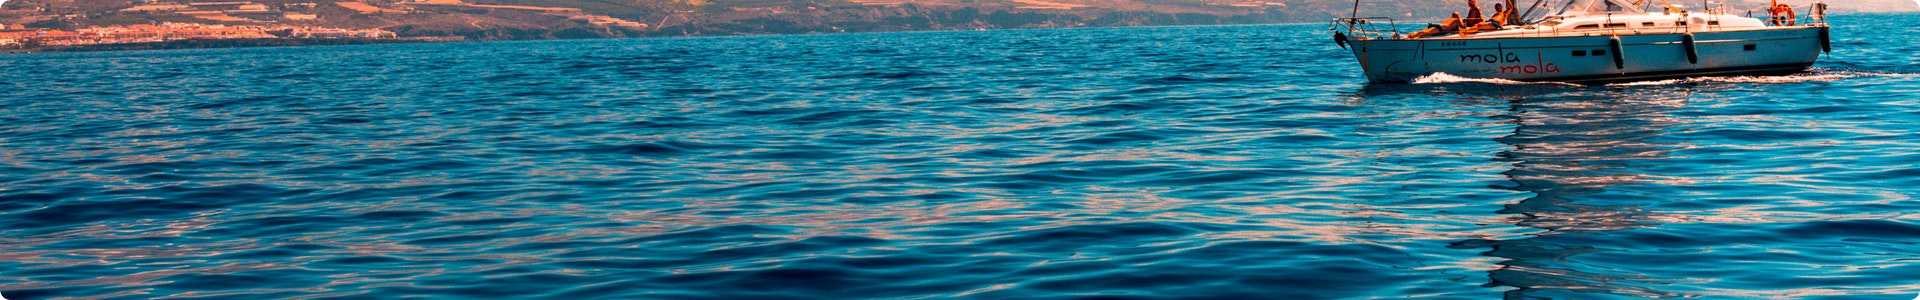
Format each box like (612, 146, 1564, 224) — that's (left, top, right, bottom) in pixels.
(1519, 0, 1547, 23)
(1556, 0, 1581, 16)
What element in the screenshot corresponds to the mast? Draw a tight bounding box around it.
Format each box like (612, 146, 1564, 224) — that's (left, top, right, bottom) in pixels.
(1350, 0, 1361, 20)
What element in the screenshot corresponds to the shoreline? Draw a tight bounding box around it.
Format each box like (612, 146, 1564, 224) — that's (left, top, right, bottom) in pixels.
(9, 37, 442, 53)
(0, 21, 1372, 54)
(2, 12, 1908, 54)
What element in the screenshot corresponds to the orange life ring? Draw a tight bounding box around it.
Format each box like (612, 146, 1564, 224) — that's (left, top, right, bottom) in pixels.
(1768, 4, 1796, 26)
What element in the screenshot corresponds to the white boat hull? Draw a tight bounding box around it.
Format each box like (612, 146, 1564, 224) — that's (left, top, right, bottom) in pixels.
(1346, 26, 1826, 83)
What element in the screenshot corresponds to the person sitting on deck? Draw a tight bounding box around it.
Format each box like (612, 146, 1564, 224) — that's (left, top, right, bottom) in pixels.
(1463, 3, 1510, 35)
(1494, 0, 1519, 25)
(1408, 12, 1466, 39)
(1463, 0, 1485, 27)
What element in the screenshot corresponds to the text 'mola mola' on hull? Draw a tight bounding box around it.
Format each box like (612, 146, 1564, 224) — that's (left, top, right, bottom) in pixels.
(1330, 0, 1833, 84)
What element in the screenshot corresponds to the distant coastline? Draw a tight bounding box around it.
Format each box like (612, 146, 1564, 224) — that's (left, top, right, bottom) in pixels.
(2, 4, 1914, 54)
(14, 37, 426, 52)
(0, 0, 1452, 53)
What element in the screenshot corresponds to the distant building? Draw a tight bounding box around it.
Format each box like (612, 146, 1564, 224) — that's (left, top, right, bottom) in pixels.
(121, 4, 191, 12)
(188, 1, 250, 6)
(0, 31, 21, 48)
(282, 2, 319, 12)
(227, 3, 271, 13)
(285, 26, 396, 39)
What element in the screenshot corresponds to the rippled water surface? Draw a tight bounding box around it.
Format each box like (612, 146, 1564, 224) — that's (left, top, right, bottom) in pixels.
(4, 14, 1920, 299)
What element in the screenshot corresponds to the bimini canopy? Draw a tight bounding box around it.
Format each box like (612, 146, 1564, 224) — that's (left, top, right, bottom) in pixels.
(1553, 0, 1647, 17)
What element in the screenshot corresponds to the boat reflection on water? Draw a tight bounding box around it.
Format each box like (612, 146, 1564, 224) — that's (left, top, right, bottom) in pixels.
(1474, 88, 1696, 298)
(1365, 82, 1701, 298)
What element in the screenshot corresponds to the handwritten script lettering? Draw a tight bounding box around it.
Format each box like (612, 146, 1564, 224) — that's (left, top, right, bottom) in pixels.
(1460, 52, 1523, 64)
(1497, 53, 1561, 75)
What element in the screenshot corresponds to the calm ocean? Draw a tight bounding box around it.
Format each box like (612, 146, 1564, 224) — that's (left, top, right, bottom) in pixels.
(2, 14, 1918, 299)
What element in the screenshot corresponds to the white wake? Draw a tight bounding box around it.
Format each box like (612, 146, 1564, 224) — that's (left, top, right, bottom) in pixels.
(1607, 70, 1917, 86)
(1411, 73, 1580, 86)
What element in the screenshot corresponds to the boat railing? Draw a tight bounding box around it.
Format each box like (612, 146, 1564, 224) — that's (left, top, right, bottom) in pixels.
(1806, 3, 1828, 25)
(1745, 2, 1829, 27)
(1330, 17, 1403, 40)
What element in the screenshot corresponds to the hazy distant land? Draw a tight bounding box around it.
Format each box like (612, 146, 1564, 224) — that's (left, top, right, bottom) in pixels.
(1, 0, 1913, 51)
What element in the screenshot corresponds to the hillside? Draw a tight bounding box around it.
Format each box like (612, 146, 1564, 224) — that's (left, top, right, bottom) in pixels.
(0, 0, 1912, 44)
(0, 0, 1462, 40)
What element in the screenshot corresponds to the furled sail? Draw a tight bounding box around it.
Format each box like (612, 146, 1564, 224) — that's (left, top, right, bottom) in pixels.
(1553, 0, 1647, 16)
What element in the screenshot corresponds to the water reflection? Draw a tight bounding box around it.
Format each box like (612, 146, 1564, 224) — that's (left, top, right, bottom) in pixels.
(1470, 87, 1696, 298)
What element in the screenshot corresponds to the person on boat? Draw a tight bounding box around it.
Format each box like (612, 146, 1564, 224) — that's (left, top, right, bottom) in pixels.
(1461, 3, 1513, 35)
(1464, 0, 1485, 27)
(1474, 3, 1505, 32)
(1497, 0, 1519, 25)
(1490, 3, 1507, 25)
(1408, 12, 1465, 39)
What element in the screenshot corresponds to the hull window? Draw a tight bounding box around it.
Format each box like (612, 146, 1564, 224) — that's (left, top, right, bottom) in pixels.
(1592, 49, 1608, 56)
(1744, 44, 1758, 51)
(1573, 50, 1588, 56)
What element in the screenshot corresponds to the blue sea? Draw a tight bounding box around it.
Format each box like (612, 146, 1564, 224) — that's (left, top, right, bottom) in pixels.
(3, 14, 1919, 299)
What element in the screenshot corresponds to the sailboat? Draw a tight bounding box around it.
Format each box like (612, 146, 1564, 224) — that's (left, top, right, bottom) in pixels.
(1331, 0, 1832, 83)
